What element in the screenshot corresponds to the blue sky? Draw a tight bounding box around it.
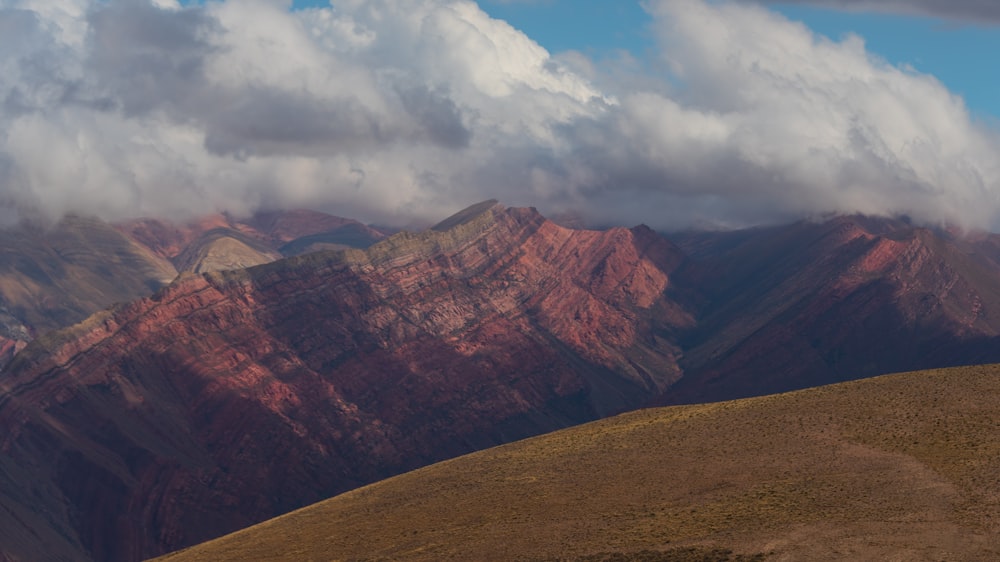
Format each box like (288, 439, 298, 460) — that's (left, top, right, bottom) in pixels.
(471, 1, 1000, 122)
(771, 6, 1000, 123)
(283, 0, 1000, 121)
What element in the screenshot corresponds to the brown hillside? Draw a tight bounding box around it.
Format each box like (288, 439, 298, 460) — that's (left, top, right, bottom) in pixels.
(159, 364, 1000, 562)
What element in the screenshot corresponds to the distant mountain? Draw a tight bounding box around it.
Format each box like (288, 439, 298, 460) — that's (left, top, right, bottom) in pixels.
(0, 216, 176, 366)
(117, 209, 387, 269)
(0, 210, 385, 368)
(664, 215, 1000, 403)
(155, 364, 1000, 562)
(0, 202, 686, 561)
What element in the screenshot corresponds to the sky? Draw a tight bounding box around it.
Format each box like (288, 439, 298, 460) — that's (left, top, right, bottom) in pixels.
(478, 1, 1000, 123)
(1, 0, 999, 231)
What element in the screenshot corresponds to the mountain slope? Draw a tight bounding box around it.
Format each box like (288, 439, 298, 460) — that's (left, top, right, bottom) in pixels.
(665, 216, 1000, 402)
(0, 210, 385, 369)
(0, 216, 177, 366)
(11, 205, 1000, 560)
(157, 364, 1000, 562)
(118, 210, 385, 272)
(0, 202, 687, 561)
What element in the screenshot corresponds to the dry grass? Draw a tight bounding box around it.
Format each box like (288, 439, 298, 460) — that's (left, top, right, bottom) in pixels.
(157, 364, 1000, 561)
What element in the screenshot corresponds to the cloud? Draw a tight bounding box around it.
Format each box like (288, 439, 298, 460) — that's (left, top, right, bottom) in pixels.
(561, 0, 1000, 228)
(0, 0, 998, 231)
(748, 0, 1000, 24)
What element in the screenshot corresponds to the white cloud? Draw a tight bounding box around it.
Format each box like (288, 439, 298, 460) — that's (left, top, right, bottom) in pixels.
(0, 0, 998, 231)
(562, 0, 1000, 228)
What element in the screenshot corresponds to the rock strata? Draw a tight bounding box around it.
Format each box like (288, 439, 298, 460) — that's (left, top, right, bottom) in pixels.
(0, 202, 686, 561)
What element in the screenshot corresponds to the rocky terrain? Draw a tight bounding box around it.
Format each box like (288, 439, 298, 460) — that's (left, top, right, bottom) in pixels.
(667, 216, 1000, 402)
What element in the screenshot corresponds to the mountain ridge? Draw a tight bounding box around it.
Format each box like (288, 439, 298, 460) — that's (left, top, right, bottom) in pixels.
(0, 209, 386, 369)
(5, 203, 1000, 560)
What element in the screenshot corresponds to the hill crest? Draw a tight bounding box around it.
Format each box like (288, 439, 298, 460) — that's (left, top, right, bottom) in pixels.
(157, 364, 1000, 562)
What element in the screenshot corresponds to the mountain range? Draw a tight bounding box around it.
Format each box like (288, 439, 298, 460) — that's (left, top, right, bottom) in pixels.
(0, 211, 384, 367)
(1, 201, 999, 560)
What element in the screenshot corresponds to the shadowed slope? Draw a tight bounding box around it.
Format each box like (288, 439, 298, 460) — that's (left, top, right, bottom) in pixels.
(665, 216, 1000, 402)
(158, 364, 1000, 562)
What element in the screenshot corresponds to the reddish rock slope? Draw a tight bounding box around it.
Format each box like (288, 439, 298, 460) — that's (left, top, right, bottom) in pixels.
(665, 215, 1000, 402)
(0, 202, 687, 561)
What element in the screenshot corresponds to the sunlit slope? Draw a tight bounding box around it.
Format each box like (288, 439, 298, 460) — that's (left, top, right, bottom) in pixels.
(158, 364, 1000, 561)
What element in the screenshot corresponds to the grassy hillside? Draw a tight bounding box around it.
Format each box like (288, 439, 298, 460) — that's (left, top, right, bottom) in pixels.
(158, 364, 1000, 561)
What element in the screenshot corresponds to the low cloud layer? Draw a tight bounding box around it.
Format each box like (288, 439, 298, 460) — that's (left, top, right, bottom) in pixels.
(754, 0, 1000, 23)
(1, 0, 998, 230)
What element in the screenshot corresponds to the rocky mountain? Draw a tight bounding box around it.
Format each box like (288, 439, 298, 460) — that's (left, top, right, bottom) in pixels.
(0, 202, 686, 561)
(0, 211, 384, 369)
(665, 215, 1000, 403)
(155, 363, 1000, 562)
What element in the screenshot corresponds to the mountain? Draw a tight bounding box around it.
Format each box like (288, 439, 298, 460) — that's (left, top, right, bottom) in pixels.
(0, 202, 686, 561)
(0, 216, 177, 366)
(155, 364, 1000, 562)
(664, 215, 1000, 403)
(117, 209, 386, 270)
(0, 210, 385, 369)
(8, 203, 1000, 560)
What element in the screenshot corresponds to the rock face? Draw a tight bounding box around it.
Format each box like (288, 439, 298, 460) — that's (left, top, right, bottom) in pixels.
(0, 203, 686, 561)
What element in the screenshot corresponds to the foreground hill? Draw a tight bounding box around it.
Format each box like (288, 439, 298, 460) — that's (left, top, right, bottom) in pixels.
(159, 364, 1000, 562)
(0, 202, 686, 561)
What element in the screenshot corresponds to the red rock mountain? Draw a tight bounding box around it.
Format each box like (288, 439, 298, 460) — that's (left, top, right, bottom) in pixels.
(666, 215, 1000, 402)
(6, 204, 1000, 561)
(0, 202, 686, 561)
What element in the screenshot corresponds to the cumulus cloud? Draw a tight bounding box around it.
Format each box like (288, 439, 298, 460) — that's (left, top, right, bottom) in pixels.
(750, 0, 1000, 24)
(564, 0, 1000, 228)
(0, 0, 998, 231)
